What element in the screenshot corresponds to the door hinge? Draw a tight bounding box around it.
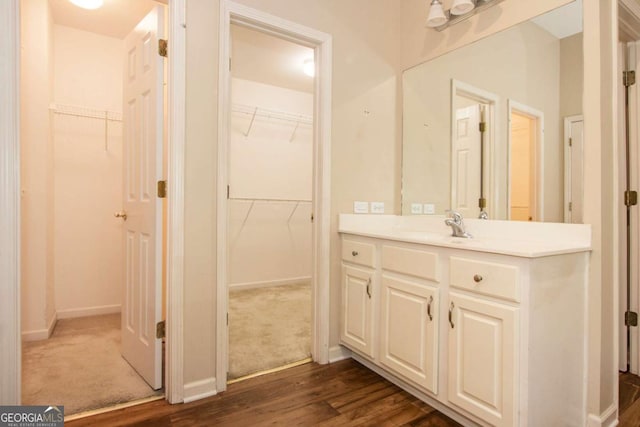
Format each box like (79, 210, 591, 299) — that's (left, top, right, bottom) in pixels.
(568, 201, 573, 212)
(311, 213, 314, 223)
(156, 320, 166, 339)
(157, 180, 167, 198)
(624, 70, 636, 87)
(626, 311, 638, 327)
(569, 137, 573, 147)
(625, 190, 638, 207)
(479, 122, 486, 132)
(226, 313, 229, 326)
(159, 39, 168, 58)
(227, 185, 230, 199)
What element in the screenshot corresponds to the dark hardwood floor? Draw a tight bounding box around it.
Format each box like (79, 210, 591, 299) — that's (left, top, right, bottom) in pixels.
(64, 362, 640, 426)
(66, 359, 461, 426)
(620, 372, 640, 426)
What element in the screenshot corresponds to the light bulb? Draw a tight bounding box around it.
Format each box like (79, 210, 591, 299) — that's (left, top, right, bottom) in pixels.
(426, 0, 447, 28)
(451, 0, 475, 16)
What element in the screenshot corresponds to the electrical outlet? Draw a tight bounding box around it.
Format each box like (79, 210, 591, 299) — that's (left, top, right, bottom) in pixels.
(354, 201, 369, 214)
(411, 203, 423, 214)
(370, 202, 385, 214)
(424, 203, 436, 214)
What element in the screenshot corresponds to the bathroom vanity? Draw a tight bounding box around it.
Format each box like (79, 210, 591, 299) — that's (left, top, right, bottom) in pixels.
(339, 214, 591, 427)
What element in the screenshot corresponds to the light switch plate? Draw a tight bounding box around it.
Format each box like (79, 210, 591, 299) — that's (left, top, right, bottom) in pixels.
(371, 202, 385, 214)
(411, 203, 423, 214)
(354, 201, 369, 214)
(424, 203, 436, 214)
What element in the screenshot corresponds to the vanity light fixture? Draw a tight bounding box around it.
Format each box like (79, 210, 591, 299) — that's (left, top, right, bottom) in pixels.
(426, 0, 447, 28)
(426, 0, 505, 31)
(69, 0, 104, 10)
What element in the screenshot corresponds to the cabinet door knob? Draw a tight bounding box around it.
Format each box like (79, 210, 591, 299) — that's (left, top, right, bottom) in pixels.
(473, 274, 483, 283)
(352, 250, 359, 256)
(449, 302, 455, 328)
(427, 295, 433, 321)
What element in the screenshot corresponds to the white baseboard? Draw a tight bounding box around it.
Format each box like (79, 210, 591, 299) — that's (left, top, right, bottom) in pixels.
(229, 276, 311, 291)
(56, 304, 121, 319)
(21, 312, 58, 341)
(329, 345, 352, 363)
(183, 377, 217, 403)
(588, 403, 618, 427)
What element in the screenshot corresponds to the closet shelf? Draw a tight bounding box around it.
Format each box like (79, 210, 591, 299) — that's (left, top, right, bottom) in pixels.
(232, 103, 312, 138)
(229, 197, 311, 203)
(232, 103, 312, 125)
(49, 103, 122, 152)
(49, 103, 122, 121)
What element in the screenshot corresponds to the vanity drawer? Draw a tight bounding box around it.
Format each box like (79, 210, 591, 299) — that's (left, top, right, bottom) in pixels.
(450, 257, 520, 303)
(342, 239, 376, 267)
(382, 245, 439, 282)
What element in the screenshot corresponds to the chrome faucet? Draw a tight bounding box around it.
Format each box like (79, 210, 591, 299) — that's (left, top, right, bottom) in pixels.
(478, 210, 488, 220)
(445, 211, 472, 238)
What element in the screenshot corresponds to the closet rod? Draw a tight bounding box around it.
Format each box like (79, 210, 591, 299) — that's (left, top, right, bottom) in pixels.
(229, 197, 311, 203)
(231, 103, 312, 125)
(49, 103, 123, 121)
(51, 110, 123, 121)
(49, 103, 122, 151)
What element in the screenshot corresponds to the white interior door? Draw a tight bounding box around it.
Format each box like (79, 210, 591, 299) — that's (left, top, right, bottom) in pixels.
(452, 105, 481, 218)
(564, 116, 584, 224)
(121, 5, 165, 390)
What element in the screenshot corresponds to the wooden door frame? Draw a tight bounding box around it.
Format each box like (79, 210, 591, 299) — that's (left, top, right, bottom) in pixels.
(0, 0, 186, 404)
(216, 0, 332, 393)
(507, 99, 545, 222)
(450, 80, 499, 219)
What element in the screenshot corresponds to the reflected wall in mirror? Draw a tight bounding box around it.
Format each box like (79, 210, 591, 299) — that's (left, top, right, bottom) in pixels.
(402, 0, 583, 222)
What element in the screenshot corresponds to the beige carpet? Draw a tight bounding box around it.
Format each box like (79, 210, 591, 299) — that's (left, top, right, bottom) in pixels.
(228, 282, 311, 380)
(22, 313, 161, 415)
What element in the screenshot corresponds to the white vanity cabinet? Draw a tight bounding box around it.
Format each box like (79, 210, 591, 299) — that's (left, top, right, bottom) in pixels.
(339, 226, 589, 427)
(379, 245, 440, 394)
(340, 239, 376, 358)
(447, 257, 520, 426)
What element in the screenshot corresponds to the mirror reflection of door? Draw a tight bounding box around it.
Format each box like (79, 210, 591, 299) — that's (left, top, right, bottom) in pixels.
(451, 80, 498, 219)
(452, 103, 481, 218)
(509, 112, 536, 221)
(508, 101, 544, 222)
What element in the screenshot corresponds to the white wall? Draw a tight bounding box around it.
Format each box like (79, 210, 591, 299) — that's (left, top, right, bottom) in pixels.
(20, 0, 56, 340)
(183, 0, 401, 387)
(52, 25, 124, 318)
(228, 78, 312, 287)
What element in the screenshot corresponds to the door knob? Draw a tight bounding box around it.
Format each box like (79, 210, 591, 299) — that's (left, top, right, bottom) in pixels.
(114, 211, 127, 221)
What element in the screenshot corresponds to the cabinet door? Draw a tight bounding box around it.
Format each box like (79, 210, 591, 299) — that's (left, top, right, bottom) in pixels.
(448, 293, 518, 427)
(341, 264, 375, 358)
(380, 275, 438, 394)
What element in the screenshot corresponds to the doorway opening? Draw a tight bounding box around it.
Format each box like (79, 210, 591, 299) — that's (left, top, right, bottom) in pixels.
(216, 1, 332, 394)
(19, 0, 167, 416)
(507, 101, 544, 222)
(226, 23, 315, 381)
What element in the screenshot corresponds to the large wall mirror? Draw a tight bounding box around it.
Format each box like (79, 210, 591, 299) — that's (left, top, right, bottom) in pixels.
(402, 0, 583, 222)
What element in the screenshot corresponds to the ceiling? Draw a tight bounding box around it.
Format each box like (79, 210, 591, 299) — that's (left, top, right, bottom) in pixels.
(48, 1, 314, 93)
(531, 0, 583, 40)
(231, 25, 315, 94)
(49, 0, 161, 39)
